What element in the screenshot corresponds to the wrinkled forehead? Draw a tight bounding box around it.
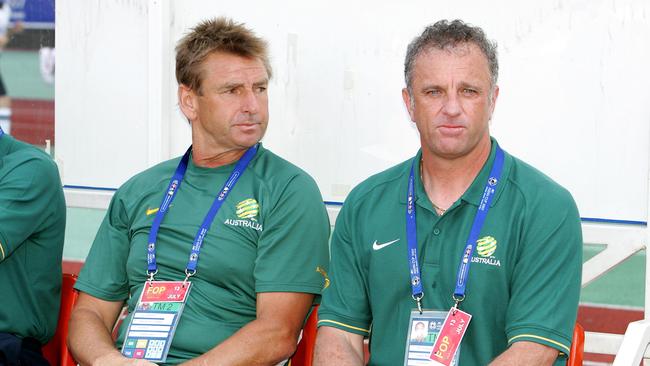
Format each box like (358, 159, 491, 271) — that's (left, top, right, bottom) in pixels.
(197, 51, 269, 88)
(419, 42, 488, 66)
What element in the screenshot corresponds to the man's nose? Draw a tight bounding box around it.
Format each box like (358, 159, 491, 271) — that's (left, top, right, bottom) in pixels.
(441, 93, 462, 117)
(241, 89, 260, 114)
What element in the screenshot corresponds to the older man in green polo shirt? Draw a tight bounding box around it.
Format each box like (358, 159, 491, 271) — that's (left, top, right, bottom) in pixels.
(315, 20, 582, 366)
(68, 18, 330, 365)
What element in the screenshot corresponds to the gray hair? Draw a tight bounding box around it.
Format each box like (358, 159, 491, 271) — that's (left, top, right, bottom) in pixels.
(404, 19, 498, 94)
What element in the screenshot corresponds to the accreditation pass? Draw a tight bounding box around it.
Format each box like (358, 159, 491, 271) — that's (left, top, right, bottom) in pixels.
(121, 281, 192, 363)
(404, 310, 460, 366)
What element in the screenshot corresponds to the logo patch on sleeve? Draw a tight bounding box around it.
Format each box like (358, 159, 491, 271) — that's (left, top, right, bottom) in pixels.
(316, 266, 330, 289)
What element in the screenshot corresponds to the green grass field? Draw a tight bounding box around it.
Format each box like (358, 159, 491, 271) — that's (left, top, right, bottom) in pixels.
(0, 50, 54, 100)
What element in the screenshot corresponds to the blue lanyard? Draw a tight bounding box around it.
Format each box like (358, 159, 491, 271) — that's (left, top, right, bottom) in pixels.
(406, 163, 424, 312)
(0, 126, 4, 138)
(406, 145, 504, 312)
(146, 144, 259, 281)
(453, 146, 504, 305)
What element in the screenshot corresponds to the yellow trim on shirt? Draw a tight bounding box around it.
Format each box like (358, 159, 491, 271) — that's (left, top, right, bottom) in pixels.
(508, 334, 570, 354)
(317, 319, 370, 334)
(0, 241, 5, 261)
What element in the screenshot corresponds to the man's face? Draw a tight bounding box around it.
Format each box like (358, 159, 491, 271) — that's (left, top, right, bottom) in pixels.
(182, 51, 269, 152)
(402, 43, 498, 160)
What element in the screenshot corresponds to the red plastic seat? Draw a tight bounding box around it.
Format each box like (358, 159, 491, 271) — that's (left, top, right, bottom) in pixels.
(567, 323, 584, 366)
(288, 304, 319, 366)
(42, 273, 79, 366)
(40, 282, 578, 366)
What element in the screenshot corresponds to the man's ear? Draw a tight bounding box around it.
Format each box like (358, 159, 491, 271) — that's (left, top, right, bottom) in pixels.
(402, 87, 415, 122)
(489, 85, 499, 116)
(178, 84, 198, 122)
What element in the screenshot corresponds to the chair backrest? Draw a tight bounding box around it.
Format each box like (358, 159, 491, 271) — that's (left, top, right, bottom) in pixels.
(567, 322, 585, 366)
(288, 304, 319, 366)
(42, 273, 79, 366)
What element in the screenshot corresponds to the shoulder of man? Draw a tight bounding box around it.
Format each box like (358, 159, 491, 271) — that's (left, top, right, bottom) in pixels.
(505, 152, 578, 212)
(115, 155, 182, 196)
(251, 146, 322, 189)
(1, 138, 61, 187)
(343, 156, 412, 209)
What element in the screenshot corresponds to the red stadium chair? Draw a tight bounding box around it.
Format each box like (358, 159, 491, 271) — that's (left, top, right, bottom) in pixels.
(288, 305, 319, 366)
(42, 273, 79, 366)
(111, 306, 129, 341)
(567, 323, 585, 366)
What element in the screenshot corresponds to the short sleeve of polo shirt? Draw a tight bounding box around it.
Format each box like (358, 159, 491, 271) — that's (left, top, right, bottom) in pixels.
(74, 190, 131, 301)
(0, 154, 59, 261)
(505, 189, 582, 356)
(254, 173, 330, 295)
(317, 196, 372, 336)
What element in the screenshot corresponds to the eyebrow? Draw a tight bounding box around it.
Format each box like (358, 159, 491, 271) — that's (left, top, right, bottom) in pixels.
(253, 79, 269, 87)
(218, 79, 268, 91)
(218, 82, 243, 91)
(419, 82, 485, 93)
(419, 84, 442, 92)
(457, 81, 483, 90)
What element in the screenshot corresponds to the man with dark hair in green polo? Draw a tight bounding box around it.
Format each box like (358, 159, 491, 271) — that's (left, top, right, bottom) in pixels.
(0, 127, 66, 365)
(68, 18, 330, 365)
(314, 20, 582, 365)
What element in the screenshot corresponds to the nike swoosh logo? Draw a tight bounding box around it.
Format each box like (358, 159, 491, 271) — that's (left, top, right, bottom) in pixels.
(372, 239, 400, 250)
(146, 207, 160, 216)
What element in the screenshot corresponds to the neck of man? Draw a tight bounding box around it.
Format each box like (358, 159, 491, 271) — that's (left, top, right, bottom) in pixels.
(420, 136, 492, 213)
(191, 140, 250, 168)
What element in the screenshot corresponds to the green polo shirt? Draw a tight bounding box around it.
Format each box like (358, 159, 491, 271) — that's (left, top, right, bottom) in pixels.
(0, 133, 66, 344)
(318, 138, 582, 365)
(76, 144, 330, 364)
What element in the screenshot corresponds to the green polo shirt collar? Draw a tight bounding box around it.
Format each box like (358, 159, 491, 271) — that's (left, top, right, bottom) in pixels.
(460, 138, 511, 207)
(399, 137, 511, 211)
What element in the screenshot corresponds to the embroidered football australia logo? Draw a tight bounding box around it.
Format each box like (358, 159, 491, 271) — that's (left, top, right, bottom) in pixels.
(223, 198, 263, 231)
(471, 236, 501, 267)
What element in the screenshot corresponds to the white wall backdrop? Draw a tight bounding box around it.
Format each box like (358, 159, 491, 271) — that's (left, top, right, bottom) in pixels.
(57, 0, 650, 222)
